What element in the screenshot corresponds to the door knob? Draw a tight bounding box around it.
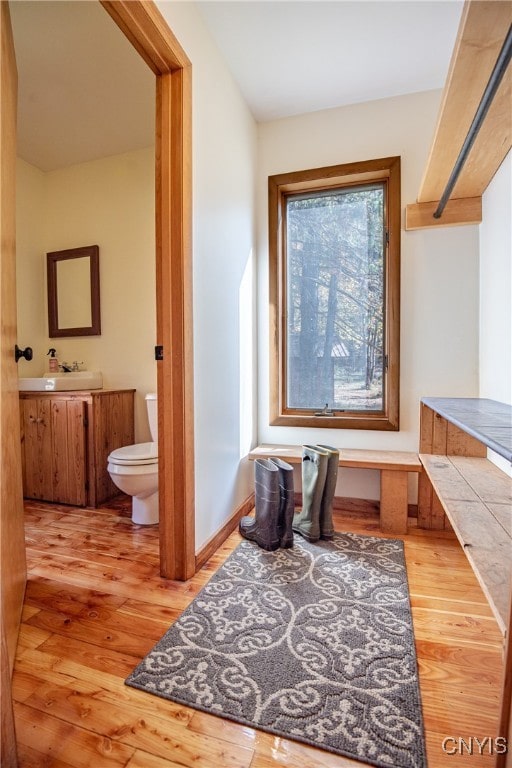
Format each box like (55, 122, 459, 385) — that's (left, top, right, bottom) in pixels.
(15, 344, 33, 363)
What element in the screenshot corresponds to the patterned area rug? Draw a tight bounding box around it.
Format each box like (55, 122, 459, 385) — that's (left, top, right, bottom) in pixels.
(126, 532, 427, 768)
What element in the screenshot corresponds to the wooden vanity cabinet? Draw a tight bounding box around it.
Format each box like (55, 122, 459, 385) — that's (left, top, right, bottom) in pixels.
(19, 389, 135, 507)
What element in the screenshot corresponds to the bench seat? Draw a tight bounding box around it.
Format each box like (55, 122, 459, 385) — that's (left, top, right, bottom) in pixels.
(420, 453, 512, 635)
(248, 445, 422, 535)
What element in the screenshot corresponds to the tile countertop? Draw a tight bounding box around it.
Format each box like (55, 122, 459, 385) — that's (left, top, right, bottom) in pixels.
(421, 397, 512, 464)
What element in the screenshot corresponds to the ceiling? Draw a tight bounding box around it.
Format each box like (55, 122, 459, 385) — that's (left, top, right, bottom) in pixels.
(10, 1, 155, 172)
(10, 0, 464, 172)
(197, 1, 464, 122)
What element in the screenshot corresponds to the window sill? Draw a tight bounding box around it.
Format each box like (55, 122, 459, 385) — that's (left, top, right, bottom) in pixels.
(270, 412, 399, 431)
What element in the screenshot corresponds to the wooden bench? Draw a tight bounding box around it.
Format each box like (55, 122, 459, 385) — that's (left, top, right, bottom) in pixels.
(417, 398, 512, 756)
(248, 444, 422, 535)
(420, 453, 512, 635)
(418, 397, 512, 635)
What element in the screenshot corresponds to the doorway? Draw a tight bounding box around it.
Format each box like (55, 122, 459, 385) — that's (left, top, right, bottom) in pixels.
(13, 0, 195, 581)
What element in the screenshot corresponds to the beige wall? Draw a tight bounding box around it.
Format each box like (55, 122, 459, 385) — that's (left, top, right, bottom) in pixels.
(16, 147, 156, 441)
(257, 90, 480, 501)
(16, 160, 47, 377)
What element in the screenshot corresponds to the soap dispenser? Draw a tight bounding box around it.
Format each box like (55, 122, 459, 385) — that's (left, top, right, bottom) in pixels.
(47, 348, 59, 373)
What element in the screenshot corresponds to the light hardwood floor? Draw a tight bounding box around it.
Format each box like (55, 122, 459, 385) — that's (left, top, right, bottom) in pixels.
(13, 497, 503, 767)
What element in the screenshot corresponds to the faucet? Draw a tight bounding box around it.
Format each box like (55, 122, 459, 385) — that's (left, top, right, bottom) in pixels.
(59, 361, 83, 373)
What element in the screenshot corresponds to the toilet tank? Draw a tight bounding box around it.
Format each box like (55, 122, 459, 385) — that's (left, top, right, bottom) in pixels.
(145, 393, 158, 443)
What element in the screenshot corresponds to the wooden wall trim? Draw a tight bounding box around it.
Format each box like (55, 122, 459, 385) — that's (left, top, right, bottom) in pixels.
(195, 493, 255, 572)
(156, 68, 195, 581)
(100, 0, 190, 73)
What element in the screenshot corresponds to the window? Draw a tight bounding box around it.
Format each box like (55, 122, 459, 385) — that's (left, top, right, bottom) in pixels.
(269, 156, 400, 430)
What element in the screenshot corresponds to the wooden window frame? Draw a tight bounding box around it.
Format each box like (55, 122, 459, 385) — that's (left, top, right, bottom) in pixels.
(268, 156, 401, 431)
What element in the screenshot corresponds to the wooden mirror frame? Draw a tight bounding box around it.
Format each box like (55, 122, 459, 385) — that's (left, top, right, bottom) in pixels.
(47, 244, 101, 337)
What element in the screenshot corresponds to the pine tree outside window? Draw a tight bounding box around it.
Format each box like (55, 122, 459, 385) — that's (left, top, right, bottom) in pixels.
(268, 157, 400, 430)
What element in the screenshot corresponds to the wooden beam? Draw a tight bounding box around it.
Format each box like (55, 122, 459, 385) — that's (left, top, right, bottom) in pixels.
(417, 1, 512, 206)
(405, 196, 482, 230)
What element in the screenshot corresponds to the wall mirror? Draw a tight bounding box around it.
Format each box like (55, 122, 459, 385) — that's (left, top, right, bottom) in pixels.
(47, 245, 101, 337)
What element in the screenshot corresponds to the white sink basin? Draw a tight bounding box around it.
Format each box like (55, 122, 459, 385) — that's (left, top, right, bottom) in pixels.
(19, 371, 103, 391)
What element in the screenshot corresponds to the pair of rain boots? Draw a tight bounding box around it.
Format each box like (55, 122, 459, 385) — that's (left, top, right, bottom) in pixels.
(239, 457, 294, 551)
(292, 444, 339, 542)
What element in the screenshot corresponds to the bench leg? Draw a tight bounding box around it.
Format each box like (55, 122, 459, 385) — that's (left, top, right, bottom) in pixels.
(418, 472, 447, 530)
(380, 470, 408, 534)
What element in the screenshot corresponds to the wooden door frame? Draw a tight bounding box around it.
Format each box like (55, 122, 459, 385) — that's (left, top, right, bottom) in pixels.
(101, 1, 195, 580)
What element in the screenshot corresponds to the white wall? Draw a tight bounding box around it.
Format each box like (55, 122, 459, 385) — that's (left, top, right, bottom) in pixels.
(479, 150, 511, 477)
(479, 150, 512, 405)
(257, 90, 480, 500)
(16, 148, 157, 441)
(156, 2, 258, 549)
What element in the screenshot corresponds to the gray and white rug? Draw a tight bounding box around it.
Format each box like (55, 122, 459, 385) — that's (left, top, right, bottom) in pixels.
(126, 532, 427, 768)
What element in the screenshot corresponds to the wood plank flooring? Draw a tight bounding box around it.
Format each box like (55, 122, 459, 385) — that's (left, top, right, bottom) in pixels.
(13, 497, 503, 767)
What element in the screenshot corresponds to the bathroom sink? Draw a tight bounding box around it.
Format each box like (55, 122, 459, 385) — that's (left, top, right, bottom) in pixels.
(18, 371, 103, 391)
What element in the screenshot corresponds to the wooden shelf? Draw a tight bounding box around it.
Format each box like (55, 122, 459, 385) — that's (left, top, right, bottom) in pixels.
(418, 395, 512, 766)
(421, 453, 511, 634)
(405, 0, 512, 230)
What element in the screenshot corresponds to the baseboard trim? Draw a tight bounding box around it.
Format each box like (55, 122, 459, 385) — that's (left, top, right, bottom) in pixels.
(195, 493, 255, 572)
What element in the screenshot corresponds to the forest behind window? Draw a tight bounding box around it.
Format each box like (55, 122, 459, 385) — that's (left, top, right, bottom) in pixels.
(286, 184, 385, 413)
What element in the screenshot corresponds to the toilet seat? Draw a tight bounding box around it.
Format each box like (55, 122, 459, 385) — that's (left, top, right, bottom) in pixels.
(108, 441, 158, 466)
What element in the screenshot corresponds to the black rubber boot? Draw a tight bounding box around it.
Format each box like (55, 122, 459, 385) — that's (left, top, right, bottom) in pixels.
(239, 458, 280, 551)
(292, 445, 329, 542)
(317, 444, 339, 539)
(269, 457, 294, 548)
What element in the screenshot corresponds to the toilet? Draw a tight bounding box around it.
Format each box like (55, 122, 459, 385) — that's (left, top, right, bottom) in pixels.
(107, 393, 158, 525)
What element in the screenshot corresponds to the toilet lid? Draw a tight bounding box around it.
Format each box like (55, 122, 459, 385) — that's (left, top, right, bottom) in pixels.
(108, 442, 158, 465)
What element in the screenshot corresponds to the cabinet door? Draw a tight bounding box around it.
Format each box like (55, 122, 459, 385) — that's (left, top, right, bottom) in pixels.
(21, 397, 53, 501)
(20, 396, 87, 506)
(51, 399, 87, 506)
